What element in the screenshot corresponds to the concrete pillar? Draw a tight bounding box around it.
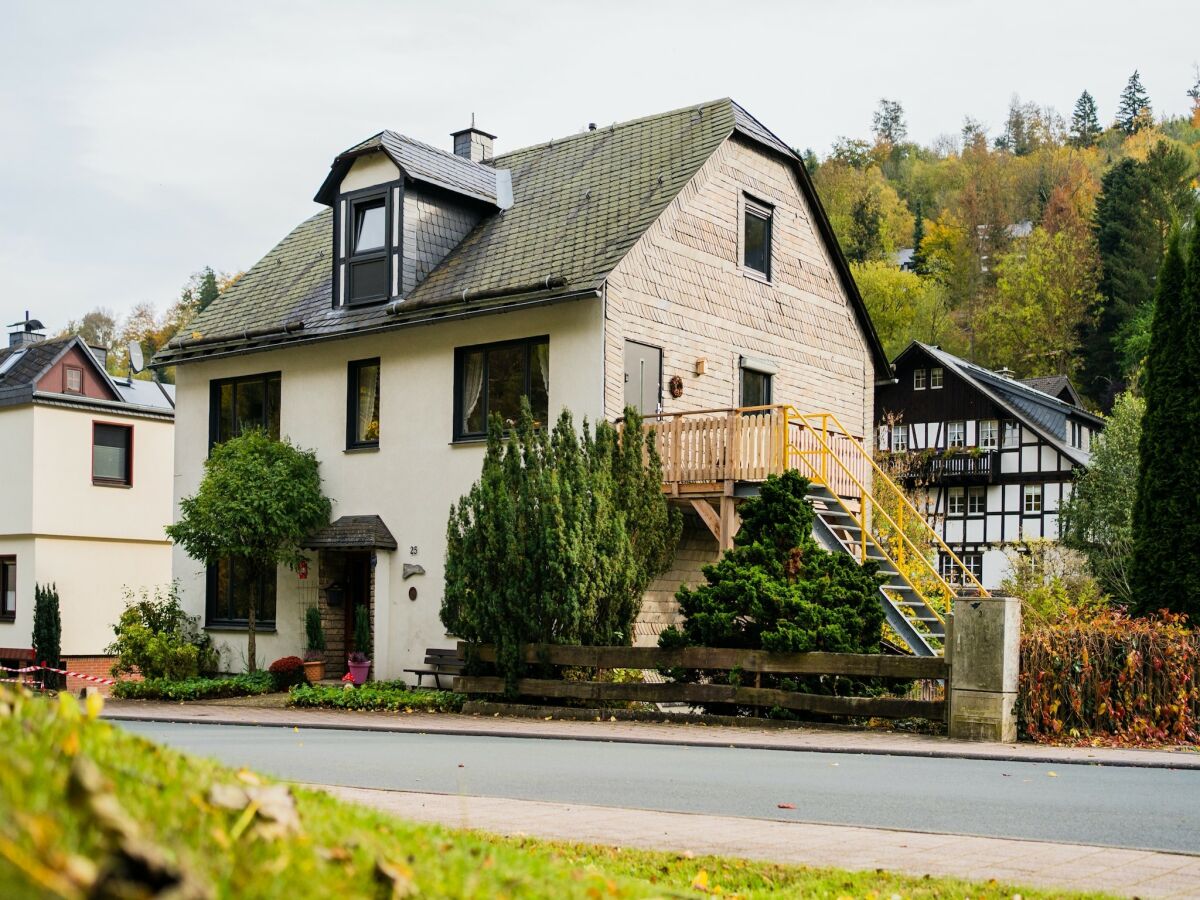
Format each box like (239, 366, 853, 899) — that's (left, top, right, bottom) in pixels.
(947, 593, 1020, 742)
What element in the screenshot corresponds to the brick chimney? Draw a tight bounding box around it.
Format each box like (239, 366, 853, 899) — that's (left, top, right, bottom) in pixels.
(451, 116, 495, 163)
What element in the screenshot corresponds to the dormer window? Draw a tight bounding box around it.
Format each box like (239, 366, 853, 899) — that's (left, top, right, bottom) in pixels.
(346, 191, 390, 305)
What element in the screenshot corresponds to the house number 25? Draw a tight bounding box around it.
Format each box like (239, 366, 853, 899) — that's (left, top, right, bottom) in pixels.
(409, 546, 418, 556)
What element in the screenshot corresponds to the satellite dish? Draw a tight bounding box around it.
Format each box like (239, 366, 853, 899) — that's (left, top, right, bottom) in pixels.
(127, 342, 145, 374)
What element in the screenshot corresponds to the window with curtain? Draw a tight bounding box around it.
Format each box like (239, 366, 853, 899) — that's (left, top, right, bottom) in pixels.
(455, 336, 549, 440)
(210, 373, 281, 446)
(92, 423, 132, 485)
(979, 419, 999, 450)
(347, 358, 381, 448)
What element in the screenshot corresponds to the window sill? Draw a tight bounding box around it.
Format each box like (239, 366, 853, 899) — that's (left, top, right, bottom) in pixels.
(204, 624, 278, 634)
(741, 269, 772, 285)
(93, 480, 132, 489)
(450, 436, 488, 446)
(344, 444, 380, 454)
(0, 615, 15, 624)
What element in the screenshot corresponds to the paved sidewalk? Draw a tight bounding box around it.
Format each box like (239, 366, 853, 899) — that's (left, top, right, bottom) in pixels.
(321, 784, 1200, 897)
(103, 700, 1200, 769)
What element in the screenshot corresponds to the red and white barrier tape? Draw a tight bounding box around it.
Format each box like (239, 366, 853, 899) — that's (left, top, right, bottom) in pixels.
(0, 662, 116, 685)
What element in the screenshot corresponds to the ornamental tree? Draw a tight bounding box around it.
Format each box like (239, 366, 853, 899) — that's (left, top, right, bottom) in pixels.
(32, 584, 62, 689)
(442, 400, 679, 691)
(166, 430, 331, 672)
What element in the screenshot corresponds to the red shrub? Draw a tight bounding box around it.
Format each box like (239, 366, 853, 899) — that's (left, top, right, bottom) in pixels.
(268, 655, 306, 690)
(1018, 610, 1199, 746)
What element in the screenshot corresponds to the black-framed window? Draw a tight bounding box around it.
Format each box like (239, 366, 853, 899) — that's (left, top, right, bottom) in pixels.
(0, 557, 15, 621)
(93, 423, 133, 486)
(454, 336, 549, 440)
(347, 358, 381, 448)
(206, 557, 276, 629)
(210, 372, 281, 446)
(743, 198, 773, 277)
(348, 191, 389, 305)
(740, 368, 773, 408)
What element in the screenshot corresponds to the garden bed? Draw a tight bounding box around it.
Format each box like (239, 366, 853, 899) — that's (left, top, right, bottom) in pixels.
(0, 685, 1088, 899)
(111, 672, 276, 702)
(288, 680, 465, 713)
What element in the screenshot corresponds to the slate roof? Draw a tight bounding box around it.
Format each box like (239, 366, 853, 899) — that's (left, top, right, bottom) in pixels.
(155, 99, 889, 374)
(1018, 375, 1082, 407)
(903, 342, 1103, 465)
(0, 335, 175, 415)
(301, 515, 398, 551)
(314, 130, 503, 207)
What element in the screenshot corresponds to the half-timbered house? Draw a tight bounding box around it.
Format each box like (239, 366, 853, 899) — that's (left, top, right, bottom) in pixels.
(874, 342, 1104, 589)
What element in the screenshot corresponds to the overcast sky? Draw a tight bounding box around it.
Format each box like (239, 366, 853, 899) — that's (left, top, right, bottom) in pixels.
(2, 0, 1195, 332)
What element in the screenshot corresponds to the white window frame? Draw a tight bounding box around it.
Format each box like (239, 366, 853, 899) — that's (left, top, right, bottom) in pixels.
(947, 421, 966, 449)
(1023, 484, 1042, 514)
(891, 423, 908, 452)
(967, 486, 986, 515)
(931, 367, 944, 389)
(1002, 419, 1020, 448)
(979, 419, 998, 450)
(913, 369, 926, 390)
(877, 425, 889, 451)
(947, 487, 965, 515)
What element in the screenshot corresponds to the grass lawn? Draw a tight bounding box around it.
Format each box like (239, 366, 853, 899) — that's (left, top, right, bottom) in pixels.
(0, 687, 1110, 899)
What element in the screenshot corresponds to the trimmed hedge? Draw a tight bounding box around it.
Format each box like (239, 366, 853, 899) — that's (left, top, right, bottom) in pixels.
(289, 682, 464, 713)
(1018, 610, 1200, 745)
(112, 672, 276, 702)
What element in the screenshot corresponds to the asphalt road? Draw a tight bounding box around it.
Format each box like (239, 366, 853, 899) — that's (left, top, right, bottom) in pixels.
(116, 720, 1200, 854)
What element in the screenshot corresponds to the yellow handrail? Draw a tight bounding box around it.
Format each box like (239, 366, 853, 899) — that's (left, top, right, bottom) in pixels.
(787, 409, 989, 599)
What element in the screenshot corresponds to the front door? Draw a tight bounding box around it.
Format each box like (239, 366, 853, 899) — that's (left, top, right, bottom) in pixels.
(343, 552, 372, 657)
(624, 340, 662, 415)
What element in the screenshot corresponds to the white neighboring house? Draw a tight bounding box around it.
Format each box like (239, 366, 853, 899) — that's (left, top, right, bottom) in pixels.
(0, 317, 175, 687)
(875, 341, 1105, 590)
(154, 99, 899, 677)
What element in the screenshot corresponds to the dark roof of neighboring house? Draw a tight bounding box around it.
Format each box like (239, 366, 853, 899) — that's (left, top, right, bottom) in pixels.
(0, 336, 175, 416)
(301, 515, 398, 551)
(1018, 374, 1083, 408)
(154, 99, 890, 375)
(893, 342, 1103, 465)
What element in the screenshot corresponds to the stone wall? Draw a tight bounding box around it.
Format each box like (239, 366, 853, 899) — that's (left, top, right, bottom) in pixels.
(634, 512, 719, 647)
(315, 551, 375, 678)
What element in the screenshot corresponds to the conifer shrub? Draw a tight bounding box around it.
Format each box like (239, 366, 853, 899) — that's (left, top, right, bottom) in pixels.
(443, 400, 679, 692)
(659, 471, 886, 716)
(32, 584, 63, 690)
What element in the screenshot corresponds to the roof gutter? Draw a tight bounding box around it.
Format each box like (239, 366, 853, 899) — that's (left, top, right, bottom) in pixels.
(385, 275, 567, 316)
(165, 320, 307, 352)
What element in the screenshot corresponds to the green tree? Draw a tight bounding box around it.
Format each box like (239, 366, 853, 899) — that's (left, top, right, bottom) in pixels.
(1117, 71, 1153, 134)
(659, 471, 884, 715)
(910, 202, 927, 274)
(1060, 392, 1144, 603)
(850, 260, 953, 357)
(979, 226, 1100, 377)
(32, 584, 62, 690)
(1130, 228, 1200, 619)
(166, 431, 331, 672)
(1069, 91, 1102, 148)
(442, 402, 679, 690)
(847, 189, 885, 263)
(1080, 158, 1157, 407)
(872, 98, 907, 145)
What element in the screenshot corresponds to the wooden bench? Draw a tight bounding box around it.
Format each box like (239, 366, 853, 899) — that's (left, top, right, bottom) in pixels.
(404, 647, 465, 690)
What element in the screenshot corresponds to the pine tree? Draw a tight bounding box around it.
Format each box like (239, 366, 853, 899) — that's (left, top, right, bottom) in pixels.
(32, 584, 62, 690)
(1130, 227, 1200, 620)
(1117, 71, 1153, 134)
(910, 202, 927, 274)
(1079, 159, 1157, 408)
(197, 266, 220, 311)
(1069, 91, 1102, 147)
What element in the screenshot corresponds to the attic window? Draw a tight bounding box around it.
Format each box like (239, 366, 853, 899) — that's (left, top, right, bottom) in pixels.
(345, 191, 390, 305)
(742, 197, 773, 278)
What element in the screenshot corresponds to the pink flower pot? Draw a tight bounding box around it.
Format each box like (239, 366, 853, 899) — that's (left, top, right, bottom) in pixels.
(347, 660, 371, 685)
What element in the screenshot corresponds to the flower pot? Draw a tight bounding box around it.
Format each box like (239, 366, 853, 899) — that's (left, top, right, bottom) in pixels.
(303, 659, 325, 684)
(347, 660, 371, 685)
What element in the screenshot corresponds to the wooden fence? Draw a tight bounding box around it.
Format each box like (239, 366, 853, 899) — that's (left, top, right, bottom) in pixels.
(454, 643, 949, 721)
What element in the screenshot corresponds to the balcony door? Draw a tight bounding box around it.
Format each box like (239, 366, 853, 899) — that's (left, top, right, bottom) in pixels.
(623, 340, 662, 415)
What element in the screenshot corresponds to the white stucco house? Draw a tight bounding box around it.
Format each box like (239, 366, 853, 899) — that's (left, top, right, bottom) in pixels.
(0, 316, 175, 686)
(155, 99, 931, 676)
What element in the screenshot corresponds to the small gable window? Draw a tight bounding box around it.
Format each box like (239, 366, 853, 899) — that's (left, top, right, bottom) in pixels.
(914, 369, 926, 390)
(347, 358, 381, 449)
(93, 423, 133, 486)
(743, 197, 772, 278)
(344, 190, 391, 306)
(930, 367, 944, 389)
(64, 365, 83, 394)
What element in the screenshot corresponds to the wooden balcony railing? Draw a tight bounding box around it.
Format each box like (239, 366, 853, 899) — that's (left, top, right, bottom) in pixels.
(907, 450, 997, 484)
